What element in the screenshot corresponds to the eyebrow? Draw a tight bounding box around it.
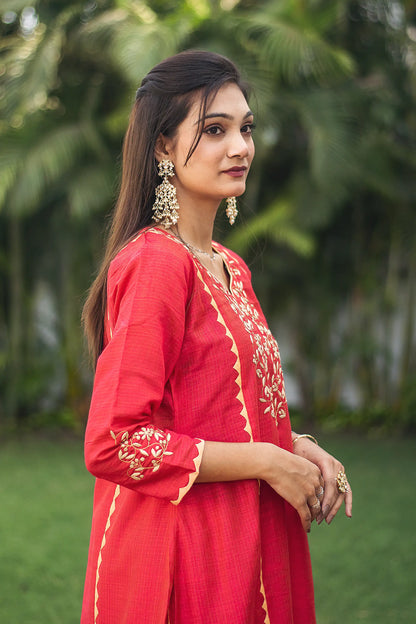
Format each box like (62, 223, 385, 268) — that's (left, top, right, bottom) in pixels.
(196, 110, 254, 123)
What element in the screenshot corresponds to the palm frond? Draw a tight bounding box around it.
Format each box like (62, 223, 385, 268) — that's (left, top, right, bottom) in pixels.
(1, 27, 64, 120)
(75, 8, 130, 50)
(67, 164, 115, 219)
(293, 89, 359, 198)
(5, 122, 99, 216)
(112, 21, 180, 83)
(353, 130, 412, 201)
(0, 132, 25, 208)
(234, 13, 355, 85)
(77, 8, 181, 84)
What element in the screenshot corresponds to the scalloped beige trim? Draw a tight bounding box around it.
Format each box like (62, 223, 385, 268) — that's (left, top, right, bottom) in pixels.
(170, 439, 205, 505)
(260, 557, 271, 623)
(195, 267, 253, 440)
(94, 484, 120, 623)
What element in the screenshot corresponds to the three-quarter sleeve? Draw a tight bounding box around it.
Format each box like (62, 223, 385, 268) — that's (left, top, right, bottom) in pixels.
(84, 233, 204, 504)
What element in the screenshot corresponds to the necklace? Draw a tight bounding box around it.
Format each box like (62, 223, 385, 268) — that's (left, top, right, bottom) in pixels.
(172, 227, 217, 261)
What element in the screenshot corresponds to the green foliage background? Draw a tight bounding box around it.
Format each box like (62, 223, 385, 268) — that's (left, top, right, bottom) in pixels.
(1, 0, 415, 431)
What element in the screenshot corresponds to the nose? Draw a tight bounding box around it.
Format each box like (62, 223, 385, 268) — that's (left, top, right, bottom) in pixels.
(227, 130, 250, 159)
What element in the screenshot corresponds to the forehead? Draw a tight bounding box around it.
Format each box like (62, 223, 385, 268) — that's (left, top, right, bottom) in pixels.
(189, 82, 250, 120)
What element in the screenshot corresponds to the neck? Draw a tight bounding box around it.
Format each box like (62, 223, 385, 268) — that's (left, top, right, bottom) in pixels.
(174, 196, 219, 252)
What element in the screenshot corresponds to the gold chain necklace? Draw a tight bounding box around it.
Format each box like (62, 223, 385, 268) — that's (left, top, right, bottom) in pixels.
(172, 227, 217, 261)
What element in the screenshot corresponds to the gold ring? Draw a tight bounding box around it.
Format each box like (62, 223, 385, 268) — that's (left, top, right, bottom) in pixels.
(311, 501, 321, 510)
(335, 471, 349, 493)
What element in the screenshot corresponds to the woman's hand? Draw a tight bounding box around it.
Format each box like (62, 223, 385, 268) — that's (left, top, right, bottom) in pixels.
(292, 437, 353, 525)
(198, 441, 325, 533)
(261, 445, 325, 533)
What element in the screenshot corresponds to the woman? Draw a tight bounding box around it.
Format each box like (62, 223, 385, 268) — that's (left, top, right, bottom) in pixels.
(81, 50, 352, 624)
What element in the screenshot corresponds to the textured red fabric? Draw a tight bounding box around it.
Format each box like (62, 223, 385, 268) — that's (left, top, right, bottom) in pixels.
(81, 227, 315, 624)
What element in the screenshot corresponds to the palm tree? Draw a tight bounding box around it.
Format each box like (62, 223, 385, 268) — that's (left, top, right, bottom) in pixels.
(1, 0, 415, 429)
(0, 0, 202, 423)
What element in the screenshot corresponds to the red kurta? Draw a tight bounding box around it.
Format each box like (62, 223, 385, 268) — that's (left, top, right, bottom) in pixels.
(81, 227, 315, 624)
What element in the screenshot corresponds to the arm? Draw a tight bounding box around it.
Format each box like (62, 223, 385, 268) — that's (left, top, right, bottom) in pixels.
(196, 440, 325, 533)
(84, 236, 204, 504)
(291, 432, 353, 524)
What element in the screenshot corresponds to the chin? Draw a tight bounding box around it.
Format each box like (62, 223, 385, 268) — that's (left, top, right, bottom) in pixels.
(224, 180, 246, 196)
(232, 184, 247, 198)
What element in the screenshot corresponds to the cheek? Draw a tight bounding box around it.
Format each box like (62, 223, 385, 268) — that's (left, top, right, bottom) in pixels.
(247, 141, 255, 167)
(183, 146, 219, 176)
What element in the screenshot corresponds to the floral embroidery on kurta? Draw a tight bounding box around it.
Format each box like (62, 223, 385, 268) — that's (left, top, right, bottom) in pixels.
(210, 251, 287, 426)
(111, 428, 173, 481)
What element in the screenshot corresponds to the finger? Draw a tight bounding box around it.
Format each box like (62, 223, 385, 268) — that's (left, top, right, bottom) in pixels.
(315, 476, 325, 520)
(307, 496, 321, 521)
(299, 503, 312, 533)
(326, 493, 345, 524)
(326, 471, 352, 523)
(326, 480, 352, 524)
(345, 487, 353, 518)
(317, 480, 338, 524)
(316, 485, 324, 501)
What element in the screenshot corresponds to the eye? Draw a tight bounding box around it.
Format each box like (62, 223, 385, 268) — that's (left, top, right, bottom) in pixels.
(241, 122, 256, 134)
(204, 125, 223, 136)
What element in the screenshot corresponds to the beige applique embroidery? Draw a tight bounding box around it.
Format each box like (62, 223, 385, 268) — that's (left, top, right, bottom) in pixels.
(111, 427, 173, 480)
(211, 256, 287, 426)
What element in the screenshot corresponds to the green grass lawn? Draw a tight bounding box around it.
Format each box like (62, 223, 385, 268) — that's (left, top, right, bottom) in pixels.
(310, 434, 416, 623)
(0, 433, 94, 624)
(0, 432, 414, 623)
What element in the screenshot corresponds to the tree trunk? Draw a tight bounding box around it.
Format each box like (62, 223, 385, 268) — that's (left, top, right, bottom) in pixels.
(7, 215, 24, 422)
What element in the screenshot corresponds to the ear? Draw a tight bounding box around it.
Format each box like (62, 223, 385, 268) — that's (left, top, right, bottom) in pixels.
(154, 134, 174, 163)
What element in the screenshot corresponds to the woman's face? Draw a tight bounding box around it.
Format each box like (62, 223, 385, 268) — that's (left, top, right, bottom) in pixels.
(162, 82, 255, 208)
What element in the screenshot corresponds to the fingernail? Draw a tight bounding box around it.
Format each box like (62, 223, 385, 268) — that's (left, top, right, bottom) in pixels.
(323, 505, 330, 518)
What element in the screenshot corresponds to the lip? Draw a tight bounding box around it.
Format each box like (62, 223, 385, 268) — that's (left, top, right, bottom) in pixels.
(223, 166, 247, 177)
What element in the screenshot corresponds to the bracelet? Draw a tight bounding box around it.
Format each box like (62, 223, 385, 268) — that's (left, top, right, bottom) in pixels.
(292, 433, 318, 446)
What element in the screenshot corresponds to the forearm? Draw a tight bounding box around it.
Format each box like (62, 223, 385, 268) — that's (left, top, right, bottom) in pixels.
(196, 441, 279, 483)
(197, 439, 325, 533)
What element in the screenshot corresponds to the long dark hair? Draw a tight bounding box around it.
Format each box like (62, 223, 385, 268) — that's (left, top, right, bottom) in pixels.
(82, 50, 249, 365)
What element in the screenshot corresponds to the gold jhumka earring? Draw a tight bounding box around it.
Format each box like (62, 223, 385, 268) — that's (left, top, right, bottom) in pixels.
(225, 197, 238, 225)
(152, 159, 179, 227)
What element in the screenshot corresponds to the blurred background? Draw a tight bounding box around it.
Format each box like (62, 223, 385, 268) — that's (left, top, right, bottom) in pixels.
(0, 1, 415, 623)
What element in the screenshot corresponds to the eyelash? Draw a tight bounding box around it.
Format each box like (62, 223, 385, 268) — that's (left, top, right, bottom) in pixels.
(203, 123, 256, 136)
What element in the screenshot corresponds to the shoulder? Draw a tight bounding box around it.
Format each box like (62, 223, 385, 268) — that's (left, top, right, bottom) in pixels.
(108, 228, 196, 308)
(109, 227, 194, 282)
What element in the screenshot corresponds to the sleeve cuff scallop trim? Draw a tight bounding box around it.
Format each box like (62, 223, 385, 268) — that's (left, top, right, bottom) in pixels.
(170, 439, 205, 505)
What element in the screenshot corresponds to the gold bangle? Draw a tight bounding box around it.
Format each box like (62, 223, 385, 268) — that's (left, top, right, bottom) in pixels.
(292, 433, 318, 446)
